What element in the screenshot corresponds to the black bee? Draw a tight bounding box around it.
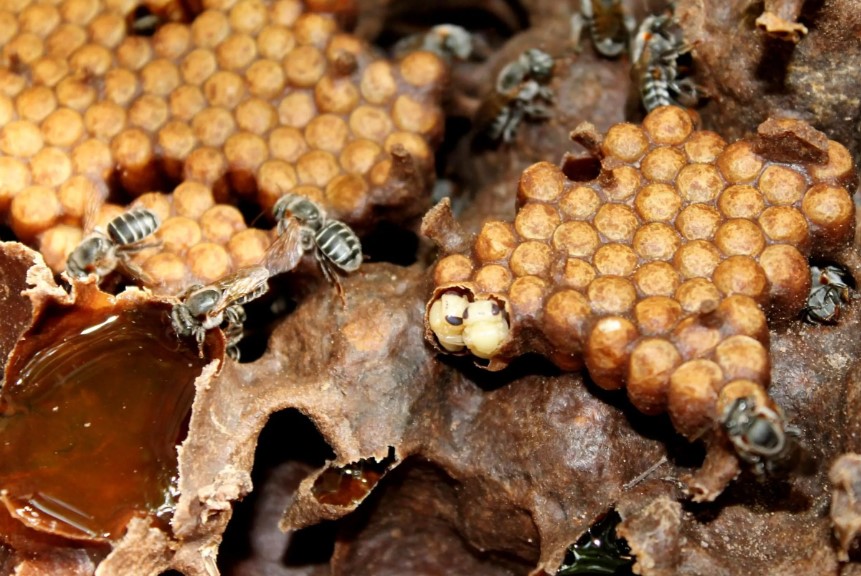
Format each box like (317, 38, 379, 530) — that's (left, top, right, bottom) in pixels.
(630, 14, 701, 112)
(272, 193, 363, 292)
(802, 264, 853, 324)
(65, 207, 161, 282)
(474, 48, 556, 144)
(721, 397, 800, 476)
(570, 0, 636, 58)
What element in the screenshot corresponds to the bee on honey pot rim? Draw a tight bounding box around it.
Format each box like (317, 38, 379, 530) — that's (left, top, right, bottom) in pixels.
(170, 221, 306, 359)
(721, 396, 800, 477)
(475, 48, 556, 144)
(65, 207, 161, 283)
(630, 13, 701, 112)
(802, 263, 853, 324)
(272, 193, 363, 297)
(570, 0, 637, 58)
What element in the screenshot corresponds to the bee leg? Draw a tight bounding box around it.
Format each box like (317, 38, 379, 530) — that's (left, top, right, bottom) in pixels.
(569, 13, 586, 53)
(500, 106, 525, 143)
(670, 77, 701, 107)
(318, 253, 346, 306)
(195, 327, 206, 359)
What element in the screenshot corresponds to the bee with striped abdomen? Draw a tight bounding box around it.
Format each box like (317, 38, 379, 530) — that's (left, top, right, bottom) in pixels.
(272, 193, 363, 297)
(65, 207, 161, 283)
(570, 0, 636, 58)
(630, 14, 701, 112)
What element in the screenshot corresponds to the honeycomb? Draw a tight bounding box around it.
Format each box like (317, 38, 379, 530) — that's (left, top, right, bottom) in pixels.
(0, 0, 445, 282)
(426, 106, 856, 442)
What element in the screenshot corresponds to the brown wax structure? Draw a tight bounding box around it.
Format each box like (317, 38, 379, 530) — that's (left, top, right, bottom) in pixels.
(0, 0, 444, 272)
(425, 106, 856, 496)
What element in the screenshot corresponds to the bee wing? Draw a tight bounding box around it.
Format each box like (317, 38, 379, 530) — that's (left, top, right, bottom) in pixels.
(261, 216, 307, 276)
(81, 187, 105, 235)
(207, 266, 271, 315)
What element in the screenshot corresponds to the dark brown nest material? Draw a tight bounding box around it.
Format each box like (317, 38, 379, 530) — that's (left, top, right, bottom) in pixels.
(2, 0, 861, 575)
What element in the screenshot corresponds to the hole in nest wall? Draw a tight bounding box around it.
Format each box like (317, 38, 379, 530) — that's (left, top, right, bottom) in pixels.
(218, 409, 337, 573)
(374, 0, 529, 50)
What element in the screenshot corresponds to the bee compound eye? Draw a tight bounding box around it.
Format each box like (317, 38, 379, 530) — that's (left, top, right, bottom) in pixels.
(445, 315, 463, 326)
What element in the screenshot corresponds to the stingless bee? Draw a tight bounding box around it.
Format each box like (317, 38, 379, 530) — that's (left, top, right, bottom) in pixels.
(272, 193, 363, 296)
(721, 396, 800, 476)
(474, 48, 556, 144)
(802, 264, 854, 324)
(630, 13, 701, 112)
(392, 24, 474, 62)
(570, 0, 636, 58)
(65, 207, 161, 283)
(170, 220, 306, 360)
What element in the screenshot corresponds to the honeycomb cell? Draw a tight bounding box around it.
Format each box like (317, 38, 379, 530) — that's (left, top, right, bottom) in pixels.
(315, 75, 360, 114)
(228, 228, 271, 268)
(713, 256, 768, 300)
(667, 359, 723, 439)
(717, 141, 764, 183)
(508, 275, 547, 319)
(673, 316, 722, 360)
(559, 186, 600, 220)
(360, 60, 397, 105)
(393, 95, 439, 135)
(593, 243, 637, 277)
(715, 335, 769, 385)
(434, 255, 474, 285)
(758, 206, 808, 246)
(809, 140, 854, 185)
(719, 295, 768, 341)
(16, 86, 57, 122)
(675, 278, 722, 314)
(542, 290, 591, 351)
(10, 185, 61, 240)
(475, 222, 518, 262)
(510, 241, 552, 277)
(350, 105, 393, 142)
(634, 295, 682, 335)
(633, 222, 680, 261)
(30, 147, 72, 187)
(553, 221, 600, 258)
(158, 216, 203, 253)
(474, 264, 513, 293)
(758, 165, 806, 205)
(603, 166, 641, 201)
(518, 162, 565, 204)
(641, 146, 687, 183)
(296, 150, 340, 187)
(560, 258, 596, 290)
(593, 204, 638, 243)
(642, 105, 693, 145)
(627, 338, 681, 415)
(673, 240, 721, 279)
(677, 163, 724, 204)
(187, 242, 231, 282)
(634, 183, 681, 222)
(758, 244, 809, 314)
(718, 185, 765, 219)
(1, 120, 44, 157)
(217, 33, 257, 71)
(675, 204, 721, 241)
(602, 122, 649, 162)
(634, 261, 679, 297)
(714, 219, 766, 257)
(587, 276, 637, 315)
(801, 183, 854, 246)
(200, 204, 245, 244)
(284, 45, 327, 88)
(399, 51, 446, 88)
(683, 130, 726, 163)
(514, 202, 560, 241)
(585, 316, 638, 390)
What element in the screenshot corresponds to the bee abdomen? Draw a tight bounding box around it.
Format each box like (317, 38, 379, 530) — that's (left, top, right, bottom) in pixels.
(107, 208, 160, 246)
(316, 220, 362, 272)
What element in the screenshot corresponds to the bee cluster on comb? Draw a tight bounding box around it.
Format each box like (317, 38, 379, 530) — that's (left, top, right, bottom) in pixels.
(1, 0, 444, 293)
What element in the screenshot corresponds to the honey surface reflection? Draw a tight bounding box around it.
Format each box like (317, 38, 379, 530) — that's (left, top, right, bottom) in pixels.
(0, 301, 210, 541)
